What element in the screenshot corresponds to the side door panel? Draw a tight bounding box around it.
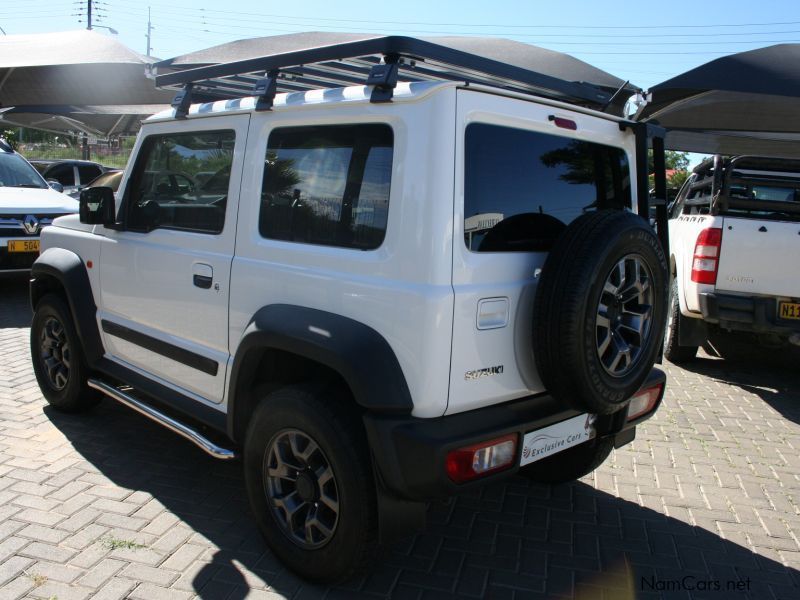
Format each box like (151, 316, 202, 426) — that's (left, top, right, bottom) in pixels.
(98, 114, 250, 403)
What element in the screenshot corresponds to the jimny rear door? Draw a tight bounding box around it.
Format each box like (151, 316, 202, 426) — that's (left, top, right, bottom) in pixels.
(449, 89, 635, 415)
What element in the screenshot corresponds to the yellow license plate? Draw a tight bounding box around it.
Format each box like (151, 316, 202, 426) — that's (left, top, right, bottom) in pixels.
(7, 240, 40, 253)
(779, 302, 800, 320)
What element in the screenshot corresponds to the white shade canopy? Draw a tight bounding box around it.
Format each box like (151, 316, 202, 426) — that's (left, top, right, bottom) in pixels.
(0, 30, 173, 137)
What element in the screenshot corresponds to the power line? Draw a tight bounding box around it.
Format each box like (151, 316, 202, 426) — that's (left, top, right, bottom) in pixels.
(106, 7, 800, 48)
(104, 5, 800, 47)
(107, 1, 800, 31)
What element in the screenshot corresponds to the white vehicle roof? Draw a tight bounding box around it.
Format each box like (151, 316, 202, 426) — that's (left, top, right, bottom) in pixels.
(146, 80, 628, 125)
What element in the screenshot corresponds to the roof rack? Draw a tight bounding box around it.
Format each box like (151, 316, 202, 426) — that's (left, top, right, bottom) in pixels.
(154, 36, 617, 110)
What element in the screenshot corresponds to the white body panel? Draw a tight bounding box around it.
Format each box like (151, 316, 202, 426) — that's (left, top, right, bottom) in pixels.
(96, 114, 250, 403)
(668, 213, 721, 315)
(715, 217, 800, 298)
(0, 186, 78, 213)
(447, 89, 639, 415)
(229, 86, 456, 418)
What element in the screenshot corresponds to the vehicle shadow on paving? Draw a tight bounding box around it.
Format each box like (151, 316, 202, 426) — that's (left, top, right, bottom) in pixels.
(0, 275, 32, 329)
(45, 400, 800, 600)
(676, 333, 800, 425)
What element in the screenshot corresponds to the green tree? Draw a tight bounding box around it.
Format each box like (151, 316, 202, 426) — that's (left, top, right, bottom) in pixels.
(1, 129, 17, 149)
(648, 149, 690, 173)
(648, 150, 691, 191)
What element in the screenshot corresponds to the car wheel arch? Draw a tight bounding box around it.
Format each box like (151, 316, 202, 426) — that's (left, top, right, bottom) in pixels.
(30, 248, 104, 366)
(227, 304, 413, 443)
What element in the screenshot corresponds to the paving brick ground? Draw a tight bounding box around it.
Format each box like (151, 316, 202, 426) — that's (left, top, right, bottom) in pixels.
(1, 274, 799, 599)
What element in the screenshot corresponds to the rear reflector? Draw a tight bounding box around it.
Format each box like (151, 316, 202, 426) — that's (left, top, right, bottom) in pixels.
(627, 383, 663, 421)
(691, 227, 723, 285)
(549, 115, 577, 130)
(446, 434, 517, 483)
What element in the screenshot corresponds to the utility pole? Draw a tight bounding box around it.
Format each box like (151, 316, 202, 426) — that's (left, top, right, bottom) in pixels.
(146, 7, 153, 57)
(86, 0, 92, 30)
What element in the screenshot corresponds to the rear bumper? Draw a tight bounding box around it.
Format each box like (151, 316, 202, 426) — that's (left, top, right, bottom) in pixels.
(699, 292, 800, 336)
(364, 367, 666, 501)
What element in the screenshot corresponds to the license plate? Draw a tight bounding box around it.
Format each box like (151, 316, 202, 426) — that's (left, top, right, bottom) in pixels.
(7, 240, 40, 253)
(520, 413, 596, 466)
(779, 302, 800, 321)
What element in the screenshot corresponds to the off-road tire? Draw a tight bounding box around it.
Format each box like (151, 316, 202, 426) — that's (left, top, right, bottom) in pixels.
(30, 293, 101, 412)
(533, 210, 668, 415)
(243, 385, 379, 583)
(663, 278, 698, 363)
(519, 438, 614, 484)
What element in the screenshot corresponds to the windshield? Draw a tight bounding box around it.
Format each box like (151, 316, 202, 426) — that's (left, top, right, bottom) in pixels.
(0, 153, 48, 189)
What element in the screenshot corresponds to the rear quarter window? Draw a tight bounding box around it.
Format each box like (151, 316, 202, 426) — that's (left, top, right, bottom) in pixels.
(259, 124, 393, 250)
(464, 123, 631, 252)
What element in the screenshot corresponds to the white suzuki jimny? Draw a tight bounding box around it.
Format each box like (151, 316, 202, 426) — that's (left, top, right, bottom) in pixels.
(30, 35, 669, 582)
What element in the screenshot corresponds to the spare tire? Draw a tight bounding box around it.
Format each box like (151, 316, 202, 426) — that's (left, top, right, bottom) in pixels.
(532, 210, 667, 415)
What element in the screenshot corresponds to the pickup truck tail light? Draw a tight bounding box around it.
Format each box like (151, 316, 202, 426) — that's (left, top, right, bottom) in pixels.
(446, 434, 517, 483)
(627, 383, 664, 421)
(690, 227, 723, 285)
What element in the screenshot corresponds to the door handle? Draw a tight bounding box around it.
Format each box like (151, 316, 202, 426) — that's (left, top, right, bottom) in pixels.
(192, 263, 213, 289)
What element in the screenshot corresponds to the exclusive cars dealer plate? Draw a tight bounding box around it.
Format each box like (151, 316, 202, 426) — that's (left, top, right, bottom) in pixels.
(520, 413, 596, 466)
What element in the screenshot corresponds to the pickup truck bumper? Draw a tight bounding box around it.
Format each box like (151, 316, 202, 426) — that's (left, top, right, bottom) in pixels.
(363, 367, 666, 501)
(699, 292, 800, 336)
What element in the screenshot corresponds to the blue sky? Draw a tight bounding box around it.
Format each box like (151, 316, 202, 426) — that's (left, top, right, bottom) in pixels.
(2, 0, 800, 90)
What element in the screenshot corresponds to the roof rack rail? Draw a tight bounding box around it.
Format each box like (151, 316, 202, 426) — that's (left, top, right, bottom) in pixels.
(154, 35, 618, 109)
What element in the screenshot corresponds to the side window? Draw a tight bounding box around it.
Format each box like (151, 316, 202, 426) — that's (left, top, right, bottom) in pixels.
(46, 164, 75, 187)
(259, 124, 393, 250)
(464, 123, 631, 252)
(77, 165, 102, 185)
(125, 130, 235, 234)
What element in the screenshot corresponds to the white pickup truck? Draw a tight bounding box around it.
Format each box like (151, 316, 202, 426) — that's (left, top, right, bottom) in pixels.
(664, 155, 800, 361)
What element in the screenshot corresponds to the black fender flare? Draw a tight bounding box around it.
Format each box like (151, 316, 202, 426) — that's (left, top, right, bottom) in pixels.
(30, 248, 104, 366)
(227, 304, 413, 441)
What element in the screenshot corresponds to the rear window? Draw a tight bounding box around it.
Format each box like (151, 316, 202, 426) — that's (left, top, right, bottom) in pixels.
(464, 123, 631, 252)
(44, 163, 75, 187)
(78, 164, 103, 185)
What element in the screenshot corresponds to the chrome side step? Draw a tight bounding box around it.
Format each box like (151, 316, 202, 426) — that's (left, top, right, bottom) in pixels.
(87, 379, 237, 460)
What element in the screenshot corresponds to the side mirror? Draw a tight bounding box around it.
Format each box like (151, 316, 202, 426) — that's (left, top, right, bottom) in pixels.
(47, 179, 64, 193)
(79, 187, 116, 226)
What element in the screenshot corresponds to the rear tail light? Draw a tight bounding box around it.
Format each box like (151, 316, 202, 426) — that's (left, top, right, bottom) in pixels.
(690, 227, 723, 285)
(627, 383, 663, 421)
(446, 434, 517, 483)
